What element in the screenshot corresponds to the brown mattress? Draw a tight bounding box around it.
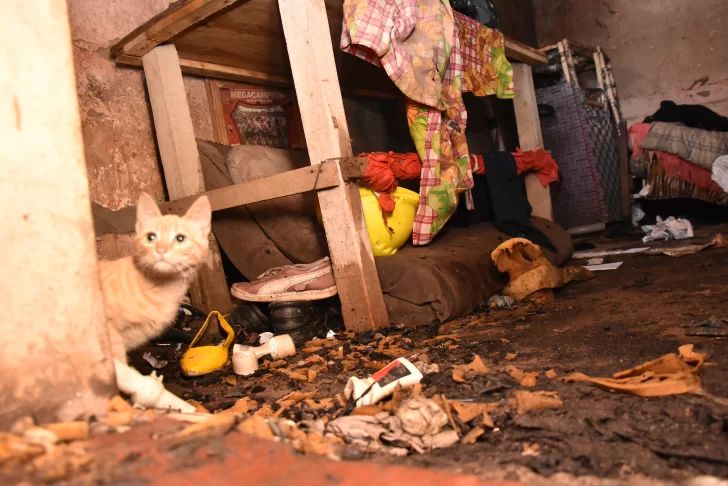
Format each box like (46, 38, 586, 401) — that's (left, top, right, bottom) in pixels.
(197, 140, 573, 326)
(376, 218, 572, 325)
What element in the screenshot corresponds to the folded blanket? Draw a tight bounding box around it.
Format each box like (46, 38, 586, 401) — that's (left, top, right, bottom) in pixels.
(639, 122, 728, 170)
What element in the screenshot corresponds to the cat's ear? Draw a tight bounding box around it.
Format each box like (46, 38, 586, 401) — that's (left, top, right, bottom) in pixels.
(136, 192, 162, 234)
(183, 195, 211, 236)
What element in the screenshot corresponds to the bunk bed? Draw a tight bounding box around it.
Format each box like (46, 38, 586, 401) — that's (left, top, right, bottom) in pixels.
(105, 0, 556, 332)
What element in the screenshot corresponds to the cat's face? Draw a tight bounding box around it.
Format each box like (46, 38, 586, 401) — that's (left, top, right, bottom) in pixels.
(133, 193, 212, 276)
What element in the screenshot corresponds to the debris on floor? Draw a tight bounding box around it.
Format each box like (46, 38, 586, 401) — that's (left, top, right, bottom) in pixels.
(10, 236, 725, 485)
(492, 237, 594, 302)
(684, 316, 728, 337)
(642, 216, 694, 242)
(643, 233, 726, 257)
(564, 344, 706, 397)
(583, 261, 624, 271)
(488, 295, 515, 308)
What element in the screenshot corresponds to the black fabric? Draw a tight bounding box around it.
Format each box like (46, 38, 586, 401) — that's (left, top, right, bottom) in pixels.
(644, 100, 728, 132)
(450, 152, 556, 252)
(451, 0, 499, 28)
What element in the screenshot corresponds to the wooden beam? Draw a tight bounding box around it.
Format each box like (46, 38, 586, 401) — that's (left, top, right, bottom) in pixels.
(512, 62, 554, 221)
(278, 0, 389, 332)
(142, 44, 232, 314)
(505, 38, 549, 66)
(112, 0, 243, 58)
(92, 160, 359, 235)
(0, 0, 116, 427)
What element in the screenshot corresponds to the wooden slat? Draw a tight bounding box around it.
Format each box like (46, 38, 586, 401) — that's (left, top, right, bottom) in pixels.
(205, 79, 229, 143)
(92, 158, 368, 235)
(142, 44, 232, 314)
(505, 38, 549, 66)
(512, 62, 553, 221)
(278, 0, 389, 332)
(114, 0, 243, 58)
(111, 0, 548, 89)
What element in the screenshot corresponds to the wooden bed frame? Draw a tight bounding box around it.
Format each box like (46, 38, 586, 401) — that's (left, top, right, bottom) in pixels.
(109, 0, 552, 333)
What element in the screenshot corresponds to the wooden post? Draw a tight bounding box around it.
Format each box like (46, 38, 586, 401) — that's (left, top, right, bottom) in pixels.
(512, 63, 554, 221)
(142, 45, 232, 314)
(278, 0, 389, 331)
(0, 0, 116, 427)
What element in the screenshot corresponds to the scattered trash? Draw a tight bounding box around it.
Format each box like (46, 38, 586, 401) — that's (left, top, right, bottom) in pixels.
(221, 375, 237, 386)
(509, 390, 563, 414)
(632, 203, 646, 227)
(259, 332, 274, 345)
(180, 311, 235, 377)
(232, 345, 258, 376)
(326, 329, 336, 339)
(326, 396, 458, 455)
(142, 352, 168, 369)
(586, 257, 604, 265)
(345, 358, 423, 406)
(584, 261, 624, 271)
(506, 366, 539, 387)
(451, 355, 489, 383)
(643, 233, 726, 257)
(492, 238, 593, 302)
(414, 361, 440, 375)
(564, 344, 706, 397)
(488, 295, 515, 308)
(113, 359, 195, 413)
(573, 247, 650, 259)
(684, 317, 728, 337)
(642, 216, 694, 242)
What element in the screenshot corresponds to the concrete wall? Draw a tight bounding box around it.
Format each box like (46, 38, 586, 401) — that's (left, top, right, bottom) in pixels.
(68, 0, 214, 212)
(533, 0, 728, 125)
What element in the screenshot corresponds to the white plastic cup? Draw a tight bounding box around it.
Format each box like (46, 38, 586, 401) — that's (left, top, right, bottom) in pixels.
(232, 345, 259, 376)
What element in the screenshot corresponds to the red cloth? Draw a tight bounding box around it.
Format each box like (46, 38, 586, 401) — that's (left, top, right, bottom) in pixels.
(628, 123, 722, 193)
(361, 150, 558, 216)
(361, 152, 422, 226)
(511, 148, 559, 186)
(469, 154, 485, 175)
(362, 151, 422, 213)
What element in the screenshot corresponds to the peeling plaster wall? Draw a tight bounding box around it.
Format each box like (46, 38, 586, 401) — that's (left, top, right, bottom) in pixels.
(533, 0, 728, 125)
(68, 0, 214, 212)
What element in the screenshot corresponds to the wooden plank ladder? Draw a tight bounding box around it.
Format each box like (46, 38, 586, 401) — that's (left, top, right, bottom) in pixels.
(136, 2, 389, 331)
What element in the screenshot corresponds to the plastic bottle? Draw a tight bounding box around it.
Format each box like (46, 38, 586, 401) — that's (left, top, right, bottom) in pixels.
(231, 334, 296, 376)
(344, 358, 423, 406)
(113, 359, 195, 413)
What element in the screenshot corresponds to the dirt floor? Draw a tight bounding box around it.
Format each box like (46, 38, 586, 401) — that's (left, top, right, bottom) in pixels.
(3, 227, 727, 486)
(128, 226, 728, 484)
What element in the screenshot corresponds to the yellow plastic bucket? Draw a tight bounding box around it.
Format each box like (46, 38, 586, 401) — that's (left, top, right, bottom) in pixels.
(358, 185, 419, 257)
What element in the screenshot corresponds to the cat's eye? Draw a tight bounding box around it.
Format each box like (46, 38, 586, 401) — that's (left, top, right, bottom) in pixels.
(176, 234, 185, 243)
(146, 233, 156, 242)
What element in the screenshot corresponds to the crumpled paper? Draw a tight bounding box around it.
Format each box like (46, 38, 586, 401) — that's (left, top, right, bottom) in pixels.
(491, 238, 594, 302)
(325, 396, 458, 454)
(564, 344, 706, 397)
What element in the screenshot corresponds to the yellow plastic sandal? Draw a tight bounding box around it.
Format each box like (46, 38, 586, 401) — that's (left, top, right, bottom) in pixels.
(180, 311, 235, 376)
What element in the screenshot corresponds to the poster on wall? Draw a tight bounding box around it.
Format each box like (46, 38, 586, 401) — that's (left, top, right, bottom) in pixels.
(207, 80, 306, 149)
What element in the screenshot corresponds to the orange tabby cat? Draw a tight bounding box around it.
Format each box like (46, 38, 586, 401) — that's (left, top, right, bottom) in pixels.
(99, 192, 212, 361)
